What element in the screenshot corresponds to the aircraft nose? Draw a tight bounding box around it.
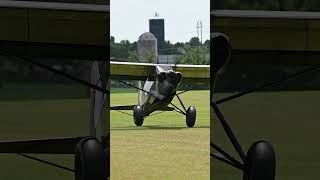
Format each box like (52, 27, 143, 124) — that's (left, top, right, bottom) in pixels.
(158, 80, 176, 98)
(158, 72, 166, 82)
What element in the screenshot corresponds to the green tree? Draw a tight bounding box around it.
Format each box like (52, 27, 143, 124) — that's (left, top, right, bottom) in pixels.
(189, 37, 200, 47)
(110, 36, 115, 44)
(203, 39, 210, 48)
(128, 51, 138, 62)
(179, 45, 209, 65)
(145, 52, 156, 63)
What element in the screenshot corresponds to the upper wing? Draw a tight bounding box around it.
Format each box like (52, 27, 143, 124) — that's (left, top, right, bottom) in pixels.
(110, 61, 155, 80)
(211, 10, 320, 65)
(0, 1, 109, 59)
(110, 61, 210, 80)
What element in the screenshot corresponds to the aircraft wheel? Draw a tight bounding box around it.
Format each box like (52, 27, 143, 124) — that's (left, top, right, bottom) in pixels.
(134, 105, 144, 126)
(243, 141, 276, 180)
(186, 106, 196, 127)
(75, 137, 108, 180)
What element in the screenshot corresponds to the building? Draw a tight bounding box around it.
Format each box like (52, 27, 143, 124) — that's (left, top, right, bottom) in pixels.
(149, 18, 165, 54)
(138, 32, 157, 63)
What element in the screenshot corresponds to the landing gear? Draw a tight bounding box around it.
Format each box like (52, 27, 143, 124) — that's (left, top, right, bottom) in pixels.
(243, 141, 276, 180)
(186, 106, 196, 127)
(211, 101, 276, 180)
(134, 105, 144, 126)
(75, 137, 108, 180)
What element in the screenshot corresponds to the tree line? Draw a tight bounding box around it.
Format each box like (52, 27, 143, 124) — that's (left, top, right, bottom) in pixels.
(110, 36, 210, 65)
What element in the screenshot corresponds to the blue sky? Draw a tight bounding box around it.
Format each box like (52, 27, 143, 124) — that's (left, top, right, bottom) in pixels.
(111, 0, 210, 43)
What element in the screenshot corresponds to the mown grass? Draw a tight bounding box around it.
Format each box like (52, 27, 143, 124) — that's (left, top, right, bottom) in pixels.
(110, 90, 210, 180)
(0, 89, 316, 179)
(212, 91, 320, 180)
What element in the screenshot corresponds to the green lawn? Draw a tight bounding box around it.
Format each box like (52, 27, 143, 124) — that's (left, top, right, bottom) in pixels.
(211, 91, 320, 180)
(0, 90, 209, 180)
(110, 90, 210, 180)
(0, 99, 90, 180)
(111, 87, 136, 94)
(0, 83, 89, 101)
(0, 90, 317, 179)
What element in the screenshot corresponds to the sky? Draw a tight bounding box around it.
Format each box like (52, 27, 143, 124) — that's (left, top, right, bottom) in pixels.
(110, 0, 210, 43)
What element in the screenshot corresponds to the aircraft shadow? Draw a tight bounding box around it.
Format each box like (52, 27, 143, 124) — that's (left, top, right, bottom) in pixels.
(111, 125, 210, 131)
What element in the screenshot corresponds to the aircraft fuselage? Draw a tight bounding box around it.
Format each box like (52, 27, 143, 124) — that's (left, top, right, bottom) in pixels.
(138, 65, 182, 117)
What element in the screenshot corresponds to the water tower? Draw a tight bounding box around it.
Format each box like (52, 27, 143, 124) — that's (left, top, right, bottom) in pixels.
(138, 32, 158, 63)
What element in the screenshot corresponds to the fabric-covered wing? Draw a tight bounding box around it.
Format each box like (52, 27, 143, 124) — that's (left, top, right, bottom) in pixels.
(211, 10, 320, 65)
(0, 1, 109, 59)
(0, 137, 84, 154)
(110, 61, 156, 80)
(173, 64, 210, 80)
(110, 61, 210, 80)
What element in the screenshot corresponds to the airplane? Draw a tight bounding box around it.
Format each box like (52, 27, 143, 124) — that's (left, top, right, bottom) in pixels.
(0, 1, 110, 180)
(110, 60, 210, 127)
(210, 10, 320, 180)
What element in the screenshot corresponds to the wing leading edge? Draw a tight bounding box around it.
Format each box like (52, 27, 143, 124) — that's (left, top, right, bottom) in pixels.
(110, 61, 210, 80)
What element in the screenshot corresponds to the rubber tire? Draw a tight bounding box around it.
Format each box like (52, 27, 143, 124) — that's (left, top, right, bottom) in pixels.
(243, 141, 276, 180)
(75, 137, 108, 180)
(134, 105, 144, 126)
(186, 106, 196, 127)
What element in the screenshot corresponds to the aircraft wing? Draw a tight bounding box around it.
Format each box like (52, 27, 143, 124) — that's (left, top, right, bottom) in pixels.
(0, 137, 84, 154)
(0, 1, 109, 59)
(110, 61, 210, 80)
(211, 10, 320, 64)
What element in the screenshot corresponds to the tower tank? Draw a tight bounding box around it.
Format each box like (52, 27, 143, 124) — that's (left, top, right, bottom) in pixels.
(138, 32, 158, 63)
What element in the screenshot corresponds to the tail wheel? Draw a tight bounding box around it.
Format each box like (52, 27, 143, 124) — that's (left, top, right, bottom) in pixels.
(186, 106, 196, 127)
(75, 137, 108, 180)
(134, 105, 144, 126)
(243, 141, 276, 180)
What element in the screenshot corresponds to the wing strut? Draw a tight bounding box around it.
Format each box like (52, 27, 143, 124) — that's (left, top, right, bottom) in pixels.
(118, 80, 151, 94)
(216, 66, 320, 104)
(0, 50, 110, 95)
(211, 100, 246, 162)
(210, 142, 244, 170)
(19, 153, 74, 172)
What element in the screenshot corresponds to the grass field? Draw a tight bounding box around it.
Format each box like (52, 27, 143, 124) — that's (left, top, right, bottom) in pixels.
(110, 90, 210, 180)
(0, 98, 90, 179)
(211, 91, 320, 180)
(0, 90, 319, 179)
(0, 83, 89, 101)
